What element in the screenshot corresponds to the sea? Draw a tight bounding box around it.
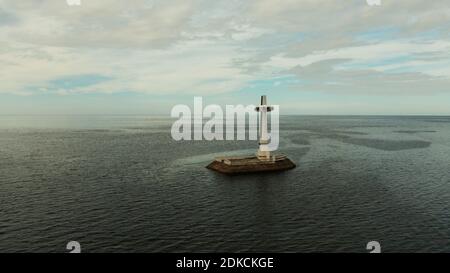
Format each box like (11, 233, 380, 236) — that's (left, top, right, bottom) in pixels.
(0, 115, 449, 253)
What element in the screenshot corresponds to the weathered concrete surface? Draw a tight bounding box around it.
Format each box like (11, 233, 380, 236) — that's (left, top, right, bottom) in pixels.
(206, 156, 296, 175)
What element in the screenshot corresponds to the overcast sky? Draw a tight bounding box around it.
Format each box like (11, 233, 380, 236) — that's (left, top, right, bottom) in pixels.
(0, 0, 449, 115)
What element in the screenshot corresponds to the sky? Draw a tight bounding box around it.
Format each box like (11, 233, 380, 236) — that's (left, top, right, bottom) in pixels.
(0, 0, 449, 115)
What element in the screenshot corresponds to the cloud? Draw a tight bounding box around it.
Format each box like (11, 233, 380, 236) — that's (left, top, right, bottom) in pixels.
(290, 59, 450, 95)
(0, 8, 19, 26)
(0, 0, 449, 101)
(1, 0, 197, 48)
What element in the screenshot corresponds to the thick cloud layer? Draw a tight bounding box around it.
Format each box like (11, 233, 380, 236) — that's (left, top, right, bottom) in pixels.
(0, 0, 449, 102)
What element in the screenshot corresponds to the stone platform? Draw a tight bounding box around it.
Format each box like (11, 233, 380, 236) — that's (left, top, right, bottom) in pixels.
(206, 154, 296, 175)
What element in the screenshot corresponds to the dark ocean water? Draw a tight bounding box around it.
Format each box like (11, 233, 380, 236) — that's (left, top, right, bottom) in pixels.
(0, 115, 449, 253)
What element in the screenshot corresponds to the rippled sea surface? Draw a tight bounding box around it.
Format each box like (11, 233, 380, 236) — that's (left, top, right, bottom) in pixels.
(1, 115, 450, 253)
